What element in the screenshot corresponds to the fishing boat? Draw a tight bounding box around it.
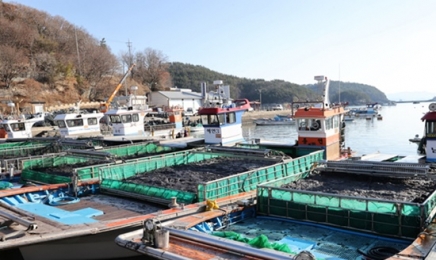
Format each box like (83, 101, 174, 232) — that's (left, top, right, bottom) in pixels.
(409, 134, 421, 144)
(350, 102, 381, 116)
(343, 111, 355, 122)
(53, 100, 105, 138)
(0, 180, 164, 260)
(0, 140, 188, 260)
(195, 80, 252, 146)
(0, 113, 47, 141)
(102, 93, 186, 144)
(116, 194, 413, 260)
(254, 114, 295, 126)
(113, 76, 436, 260)
(377, 113, 383, 120)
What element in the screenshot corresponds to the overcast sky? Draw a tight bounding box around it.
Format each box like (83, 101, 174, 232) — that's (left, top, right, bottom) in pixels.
(6, 0, 436, 95)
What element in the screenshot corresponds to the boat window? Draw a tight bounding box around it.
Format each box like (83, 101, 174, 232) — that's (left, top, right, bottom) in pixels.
(333, 115, 339, 128)
(55, 120, 66, 128)
(200, 115, 209, 125)
(121, 114, 132, 123)
(218, 114, 225, 125)
(10, 123, 25, 131)
(66, 119, 84, 127)
(209, 115, 219, 125)
(325, 117, 333, 130)
(298, 119, 308, 131)
(310, 119, 321, 131)
(87, 117, 98, 125)
(3, 124, 10, 132)
(226, 112, 236, 124)
(200, 114, 224, 125)
(132, 113, 139, 122)
(109, 115, 121, 124)
(298, 119, 321, 131)
(426, 121, 436, 135)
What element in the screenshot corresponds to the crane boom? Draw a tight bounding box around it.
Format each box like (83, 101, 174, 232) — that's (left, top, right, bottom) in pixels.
(99, 63, 136, 113)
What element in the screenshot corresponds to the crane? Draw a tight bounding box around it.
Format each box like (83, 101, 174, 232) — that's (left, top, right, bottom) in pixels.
(99, 63, 136, 113)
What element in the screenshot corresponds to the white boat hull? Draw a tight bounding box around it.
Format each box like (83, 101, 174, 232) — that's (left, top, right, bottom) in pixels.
(189, 126, 204, 133)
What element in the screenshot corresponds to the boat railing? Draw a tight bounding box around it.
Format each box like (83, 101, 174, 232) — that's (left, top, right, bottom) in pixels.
(0, 209, 38, 241)
(257, 173, 436, 239)
(145, 123, 176, 132)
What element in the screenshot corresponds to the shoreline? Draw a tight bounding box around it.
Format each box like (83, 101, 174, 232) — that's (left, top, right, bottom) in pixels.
(187, 109, 293, 125)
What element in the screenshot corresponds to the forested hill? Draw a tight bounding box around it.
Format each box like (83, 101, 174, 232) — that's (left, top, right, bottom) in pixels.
(306, 81, 390, 105)
(169, 62, 390, 105)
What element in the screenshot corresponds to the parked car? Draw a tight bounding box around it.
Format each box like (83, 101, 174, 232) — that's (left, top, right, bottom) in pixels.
(183, 107, 196, 117)
(269, 104, 284, 111)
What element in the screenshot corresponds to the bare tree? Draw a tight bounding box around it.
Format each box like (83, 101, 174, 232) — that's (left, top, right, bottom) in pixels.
(132, 48, 171, 91)
(78, 42, 119, 100)
(0, 45, 28, 88)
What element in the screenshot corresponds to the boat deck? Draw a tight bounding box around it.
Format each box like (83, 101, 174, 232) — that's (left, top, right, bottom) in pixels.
(116, 207, 412, 260)
(0, 190, 164, 250)
(223, 217, 410, 259)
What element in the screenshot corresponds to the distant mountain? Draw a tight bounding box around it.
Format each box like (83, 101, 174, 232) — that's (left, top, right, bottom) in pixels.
(169, 63, 395, 105)
(387, 91, 436, 102)
(304, 80, 390, 105)
(168, 62, 318, 104)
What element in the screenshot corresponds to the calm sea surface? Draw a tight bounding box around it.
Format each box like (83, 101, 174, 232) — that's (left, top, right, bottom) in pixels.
(5, 102, 431, 260)
(243, 102, 430, 156)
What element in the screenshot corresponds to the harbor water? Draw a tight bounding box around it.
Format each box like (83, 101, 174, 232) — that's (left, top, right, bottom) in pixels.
(243, 102, 430, 156)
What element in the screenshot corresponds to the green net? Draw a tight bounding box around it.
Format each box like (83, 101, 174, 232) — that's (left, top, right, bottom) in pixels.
(21, 169, 70, 184)
(0, 181, 13, 190)
(213, 231, 294, 253)
(0, 143, 50, 157)
(257, 174, 430, 239)
(198, 150, 324, 201)
(101, 179, 196, 204)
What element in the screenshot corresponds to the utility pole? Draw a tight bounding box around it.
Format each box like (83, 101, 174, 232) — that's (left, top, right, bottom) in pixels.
(259, 89, 262, 111)
(125, 40, 132, 95)
(75, 28, 81, 76)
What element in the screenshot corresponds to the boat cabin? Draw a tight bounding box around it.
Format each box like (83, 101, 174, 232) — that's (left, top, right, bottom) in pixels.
(0, 118, 34, 139)
(165, 106, 184, 129)
(54, 112, 104, 138)
(106, 108, 147, 136)
(199, 99, 251, 145)
(293, 76, 347, 160)
(0, 114, 46, 139)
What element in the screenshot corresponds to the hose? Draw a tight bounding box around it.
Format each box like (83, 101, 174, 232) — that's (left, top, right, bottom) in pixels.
(357, 246, 400, 260)
(47, 194, 80, 206)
